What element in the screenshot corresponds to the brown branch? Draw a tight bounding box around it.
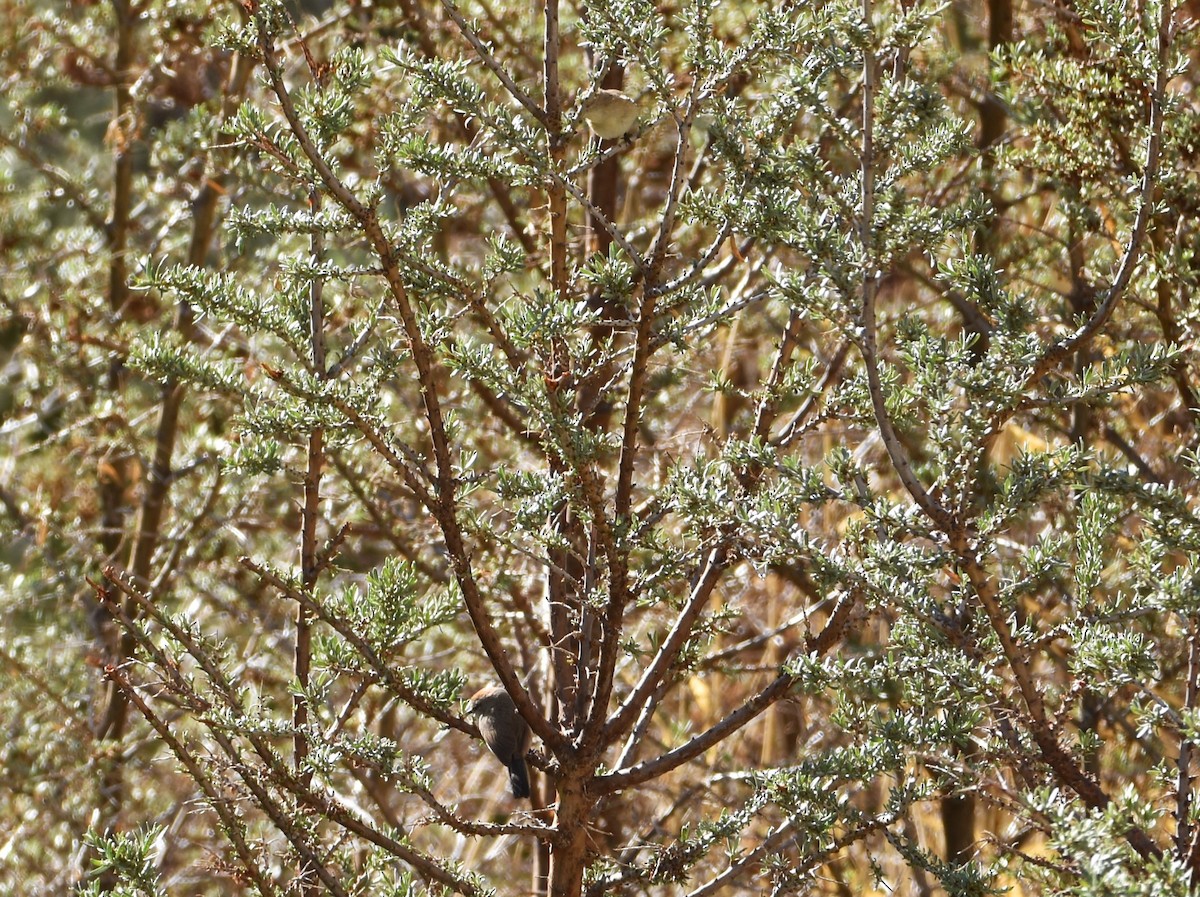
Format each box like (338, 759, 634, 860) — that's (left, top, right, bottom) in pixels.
(772, 340, 850, 448)
(327, 395, 438, 509)
(587, 290, 660, 739)
(644, 75, 701, 279)
(292, 186, 329, 897)
(94, 577, 353, 896)
(585, 80, 719, 736)
(403, 768, 556, 842)
(254, 14, 547, 743)
(102, 567, 492, 897)
(238, 557, 469, 732)
(594, 670, 794, 795)
(597, 580, 859, 796)
(856, 11, 954, 533)
(604, 547, 728, 754)
(613, 291, 657, 520)
(803, 588, 860, 657)
(695, 601, 831, 671)
(195, 727, 352, 897)
(974, 0, 1170, 471)
(941, 2, 1173, 864)
(685, 810, 895, 897)
(953, 545, 1160, 860)
(537, 5, 593, 896)
(93, 0, 143, 757)
(751, 307, 804, 444)
(328, 450, 449, 583)
(103, 665, 281, 897)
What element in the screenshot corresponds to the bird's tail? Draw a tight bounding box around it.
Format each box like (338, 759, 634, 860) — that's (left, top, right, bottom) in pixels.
(508, 757, 531, 799)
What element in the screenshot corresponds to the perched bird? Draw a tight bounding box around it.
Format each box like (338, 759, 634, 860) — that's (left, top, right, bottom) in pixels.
(581, 89, 640, 140)
(465, 686, 532, 799)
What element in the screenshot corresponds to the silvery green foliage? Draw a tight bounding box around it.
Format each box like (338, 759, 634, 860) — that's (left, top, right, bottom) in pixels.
(3, 0, 1200, 893)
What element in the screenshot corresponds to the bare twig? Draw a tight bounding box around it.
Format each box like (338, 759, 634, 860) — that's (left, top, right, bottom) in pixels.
(436, 0, 548, 127)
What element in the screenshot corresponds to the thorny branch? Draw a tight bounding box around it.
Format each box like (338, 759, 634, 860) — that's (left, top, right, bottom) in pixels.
(252, 9, 553, 746)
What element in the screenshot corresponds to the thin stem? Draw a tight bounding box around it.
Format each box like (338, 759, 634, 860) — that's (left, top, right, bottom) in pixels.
(254, 14, 549, 743)
(103, 568, 490, 897)
(954, 545, 1160, 859)
(855, 2, 954, 533)
(973, 0, 1170, 476)
(437, 0, 548, 127)
(751, 307, 804, 443)
(686, 813, 894, 897)
(598, 586, 859, 795)
(596, 671, 794, 795)
(604, 547, 727, 751)
(645, 79, 700, 276)
(293, 187, 327, 897)
(239, 558, 473, 735)
(103, 666, 282, 897)
(772, 340, 850, 448)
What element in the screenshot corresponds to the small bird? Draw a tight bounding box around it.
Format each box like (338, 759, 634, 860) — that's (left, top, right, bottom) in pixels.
(465, 686, 532, 799)
(581, 89, 640, 140)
